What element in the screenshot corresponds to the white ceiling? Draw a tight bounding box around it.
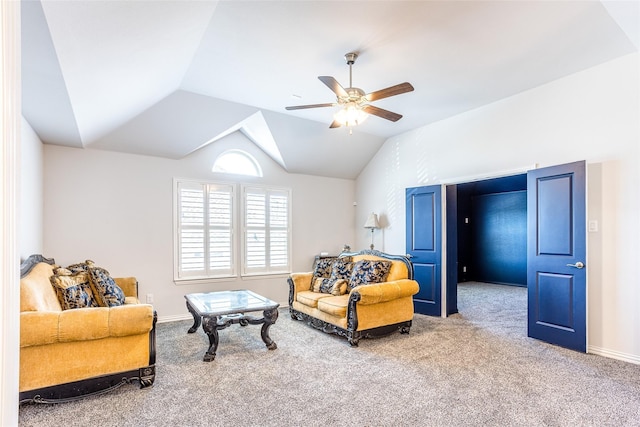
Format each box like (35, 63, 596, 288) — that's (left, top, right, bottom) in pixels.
(21, 0, 639, 179)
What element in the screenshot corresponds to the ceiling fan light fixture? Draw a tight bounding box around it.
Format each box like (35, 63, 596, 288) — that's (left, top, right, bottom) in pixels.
(334, 102, 368, 127)
(285, 52, 413, 129)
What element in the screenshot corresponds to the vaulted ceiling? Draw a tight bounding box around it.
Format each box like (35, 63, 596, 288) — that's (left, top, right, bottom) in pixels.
(21, 1, 639, 179)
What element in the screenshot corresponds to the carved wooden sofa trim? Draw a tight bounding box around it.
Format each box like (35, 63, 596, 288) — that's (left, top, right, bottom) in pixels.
(288, 249, 419, 346)
(19, 254, 157, 404)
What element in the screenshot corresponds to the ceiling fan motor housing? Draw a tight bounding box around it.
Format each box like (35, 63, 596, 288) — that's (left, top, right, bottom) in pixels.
(339, 87, 366, 105)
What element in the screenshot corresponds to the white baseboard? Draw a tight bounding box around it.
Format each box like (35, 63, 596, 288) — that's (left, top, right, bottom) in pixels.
(589, 345, 640, 365)
(157, 313, 193, 324)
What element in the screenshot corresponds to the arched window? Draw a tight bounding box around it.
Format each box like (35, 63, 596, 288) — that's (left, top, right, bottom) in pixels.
(212, 150, 262, 177)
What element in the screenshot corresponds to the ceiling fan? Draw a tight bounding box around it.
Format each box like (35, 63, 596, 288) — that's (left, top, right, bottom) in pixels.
(286, 52, 414, 129)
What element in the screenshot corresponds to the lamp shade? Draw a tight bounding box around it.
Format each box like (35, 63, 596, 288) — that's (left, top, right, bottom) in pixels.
(363, 212, 380, 229)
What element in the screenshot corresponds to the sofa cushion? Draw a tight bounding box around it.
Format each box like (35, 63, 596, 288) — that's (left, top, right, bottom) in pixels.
(348, 259, 392, 291)
(50, 270, 100, 310)
(58, 307, 110, 342)
(86, 263, 126, 307)
(317, 295, 349, 318)
(296, 291, 332, 308)
(312, 277, 348, 296)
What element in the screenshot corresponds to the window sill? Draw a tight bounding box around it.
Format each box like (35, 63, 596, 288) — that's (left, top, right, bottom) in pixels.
(173, 276, 237, 286)
(240, 272, 291, 281)
(174, 272, 291, 285)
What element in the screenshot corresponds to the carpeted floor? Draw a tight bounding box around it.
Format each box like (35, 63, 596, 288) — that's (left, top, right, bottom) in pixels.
(18, 282, 640, 426)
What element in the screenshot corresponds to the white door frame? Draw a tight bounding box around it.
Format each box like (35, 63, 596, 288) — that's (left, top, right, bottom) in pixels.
(1, 1, 21, 424)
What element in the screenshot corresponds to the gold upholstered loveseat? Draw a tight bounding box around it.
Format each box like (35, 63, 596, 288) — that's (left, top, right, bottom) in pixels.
(19, 254, 156, 404)
(288, 249, 419, 346)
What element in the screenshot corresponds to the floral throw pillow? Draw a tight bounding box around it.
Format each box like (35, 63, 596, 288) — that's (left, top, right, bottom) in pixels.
(330, 258, 354, 281)
(50, 269, 99, 310)
(312, 277, 348, 296)
(312, 256, 352, 278)
(86, 263, 125, 307)
(60, 260, 126, 307)
(66, 260, 93, 273)
(311, 257, 353, 295)
(348, 260, 392, 291)
(312, 257, 338, 278)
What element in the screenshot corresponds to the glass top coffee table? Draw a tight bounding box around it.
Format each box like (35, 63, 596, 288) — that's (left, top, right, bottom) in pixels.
(184, 290, 279, 362)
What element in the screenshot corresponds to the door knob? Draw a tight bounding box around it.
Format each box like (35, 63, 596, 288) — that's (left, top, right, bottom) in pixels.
(566, 262, 585, 269)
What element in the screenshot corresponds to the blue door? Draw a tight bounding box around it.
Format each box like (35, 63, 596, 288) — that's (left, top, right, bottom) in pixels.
(406, 185, 442, 316)
(527, 161, 586, 352)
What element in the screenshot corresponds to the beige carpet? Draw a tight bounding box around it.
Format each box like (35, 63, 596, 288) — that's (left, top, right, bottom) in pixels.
(19, 282, 640, 426)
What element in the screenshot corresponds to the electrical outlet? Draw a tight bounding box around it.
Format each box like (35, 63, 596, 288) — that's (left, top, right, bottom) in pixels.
(146, 293, 154, 304)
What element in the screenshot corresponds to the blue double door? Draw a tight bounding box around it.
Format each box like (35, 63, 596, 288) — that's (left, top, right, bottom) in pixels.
(406, 161, 587, 352)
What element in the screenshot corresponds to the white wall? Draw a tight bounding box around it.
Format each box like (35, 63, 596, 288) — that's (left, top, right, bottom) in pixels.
(43, 133, 356, 320)
(20, 117, 43, 259)
(355, 53, 640, 362)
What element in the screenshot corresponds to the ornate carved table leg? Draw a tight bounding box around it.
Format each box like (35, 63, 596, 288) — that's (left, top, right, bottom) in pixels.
(260, 308, 279, 350)
(201, 316, 220, 362)
(186, 301, 201, 334)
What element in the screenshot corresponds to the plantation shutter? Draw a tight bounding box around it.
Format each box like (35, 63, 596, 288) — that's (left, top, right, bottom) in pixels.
(243, 186, 291, 275)
(177, 182, 205, 277)
(208, 185, 234, 276)
(176, 181, 235, 279)
(269, 191, 289, 268)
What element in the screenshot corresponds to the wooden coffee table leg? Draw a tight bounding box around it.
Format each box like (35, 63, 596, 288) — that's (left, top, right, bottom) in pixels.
(261, 308, 279, 350)
(201, 316, 220, 362)
(186, 301, 201, 334)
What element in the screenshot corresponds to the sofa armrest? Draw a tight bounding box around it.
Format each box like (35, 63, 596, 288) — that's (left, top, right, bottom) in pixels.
(20, 304, 155, 348)
(289, 272, 313, 292)
(351, 279, 419, 305)
(287, 272, 312, 306)
(114, 277, 138, 298)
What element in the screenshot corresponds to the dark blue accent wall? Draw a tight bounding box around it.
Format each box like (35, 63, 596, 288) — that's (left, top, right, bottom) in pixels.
(457, 174, 527, 287)
(471, 191, 527, 285)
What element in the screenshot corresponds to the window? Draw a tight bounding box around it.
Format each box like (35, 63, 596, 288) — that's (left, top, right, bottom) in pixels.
(175, 181, 235, 280)
(212, 150, 262, 177)
(174, 179, 291, 282)
(242, 186, 291, 276)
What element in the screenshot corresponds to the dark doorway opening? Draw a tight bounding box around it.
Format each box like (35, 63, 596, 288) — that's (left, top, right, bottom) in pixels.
(457, 174, 527, 287)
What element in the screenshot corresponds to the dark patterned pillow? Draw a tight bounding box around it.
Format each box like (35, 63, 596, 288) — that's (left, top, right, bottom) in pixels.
(66, 260, 93, 273)
(85, 261, 125, 307)
(50, 270, 99, 310)
(330, 258, 354, 280)
(312, 256, 352, 278)
(348, 260, 392, 291)
(312, 257, 338, 278)
(311, 277, 348, 296)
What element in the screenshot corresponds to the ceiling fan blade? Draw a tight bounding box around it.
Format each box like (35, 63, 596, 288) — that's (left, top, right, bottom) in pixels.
(285, 103, 336, 110)
(318, 76, 349, 98)
(362, 105, 403, 122)
(329, 120, 342, 129)
(365, 82, 414, 102)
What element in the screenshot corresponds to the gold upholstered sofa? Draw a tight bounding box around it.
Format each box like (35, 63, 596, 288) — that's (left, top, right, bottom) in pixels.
(288, 249, 419, 346)
(19, 254, 157, 404)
